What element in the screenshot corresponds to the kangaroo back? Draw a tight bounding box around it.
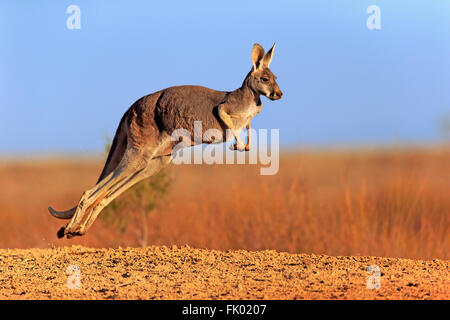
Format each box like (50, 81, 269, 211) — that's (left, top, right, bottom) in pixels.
(155, 85, 228, 137)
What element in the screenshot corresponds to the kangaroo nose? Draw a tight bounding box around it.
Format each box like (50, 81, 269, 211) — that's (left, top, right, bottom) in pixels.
(270, 90, 282, 100)
(273, 90, 283, 99)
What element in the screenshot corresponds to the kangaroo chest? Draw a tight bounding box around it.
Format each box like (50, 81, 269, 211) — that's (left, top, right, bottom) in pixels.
(229, 102, 262, 130)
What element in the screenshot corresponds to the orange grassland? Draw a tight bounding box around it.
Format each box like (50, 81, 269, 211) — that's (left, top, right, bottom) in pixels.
(0, 147, 449, 260)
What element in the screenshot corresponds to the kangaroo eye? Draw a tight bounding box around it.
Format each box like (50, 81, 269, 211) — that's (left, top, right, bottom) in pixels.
(261, 77, 269, 82)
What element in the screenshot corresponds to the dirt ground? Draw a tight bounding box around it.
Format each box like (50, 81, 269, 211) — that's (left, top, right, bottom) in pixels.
(0, 246, 448, 300)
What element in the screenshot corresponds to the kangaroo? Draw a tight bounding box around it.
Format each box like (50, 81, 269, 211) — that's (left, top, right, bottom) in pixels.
(49, 43, 283, 238)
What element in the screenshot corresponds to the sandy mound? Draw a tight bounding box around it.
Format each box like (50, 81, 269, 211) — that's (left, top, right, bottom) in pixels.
(0, 246, 448, 299)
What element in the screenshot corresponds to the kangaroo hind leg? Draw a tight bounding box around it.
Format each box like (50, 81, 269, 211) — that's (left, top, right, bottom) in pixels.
(48, 114, 128, 220)
(78, 154, 172, 235)
(59, 135, 173, 238)
(60, 147, 146, 238)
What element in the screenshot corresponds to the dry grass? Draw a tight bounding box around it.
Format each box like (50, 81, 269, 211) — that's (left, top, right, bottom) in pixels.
(0, 147, 448, 260)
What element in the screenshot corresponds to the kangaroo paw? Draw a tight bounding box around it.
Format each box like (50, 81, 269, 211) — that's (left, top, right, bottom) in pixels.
(229, 143, 245, 152)
(57, 226, 66, 239)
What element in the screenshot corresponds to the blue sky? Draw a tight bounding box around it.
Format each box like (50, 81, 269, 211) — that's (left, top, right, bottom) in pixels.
(1, 0, 449, 154)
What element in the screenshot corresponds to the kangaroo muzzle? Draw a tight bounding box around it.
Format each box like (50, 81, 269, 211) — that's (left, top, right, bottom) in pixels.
(269, 89, 283, 100)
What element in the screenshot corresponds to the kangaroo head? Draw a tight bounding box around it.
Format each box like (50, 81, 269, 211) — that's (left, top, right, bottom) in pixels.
(247, 43, 283, 101)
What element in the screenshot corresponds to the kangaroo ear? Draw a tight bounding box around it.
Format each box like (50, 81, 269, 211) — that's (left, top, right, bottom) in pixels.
(262, 43, 276, 67)
(251, 43, 265, 71)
